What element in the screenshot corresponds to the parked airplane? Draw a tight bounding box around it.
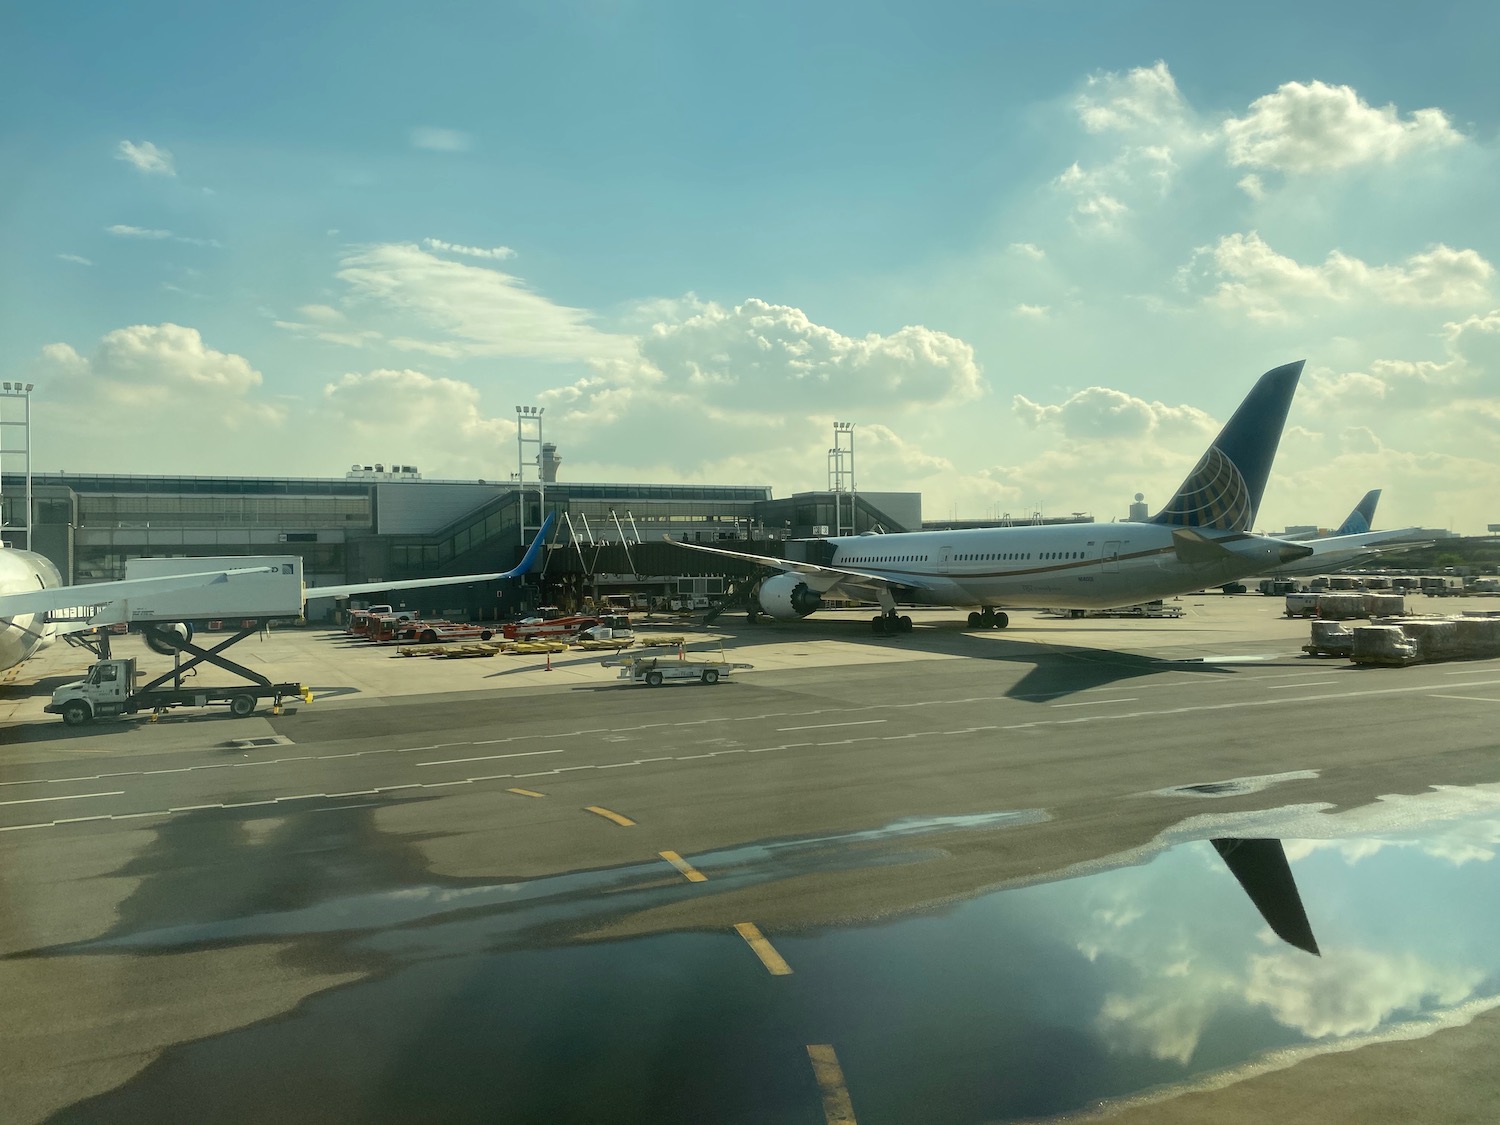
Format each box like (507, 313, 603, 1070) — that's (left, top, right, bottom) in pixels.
(671, 361, 1314, 634)
(1265, 490, 1428, 579)
(0, 514, 556, 674)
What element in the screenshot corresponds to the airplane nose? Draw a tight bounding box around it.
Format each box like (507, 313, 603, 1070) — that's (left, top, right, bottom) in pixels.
(1279, 543, 1316, 563)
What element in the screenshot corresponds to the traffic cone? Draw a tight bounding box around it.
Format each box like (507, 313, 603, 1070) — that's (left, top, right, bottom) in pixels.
(545, 649, 552, 672)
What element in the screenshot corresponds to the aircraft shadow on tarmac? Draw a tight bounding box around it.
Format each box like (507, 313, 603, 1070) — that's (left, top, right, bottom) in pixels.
(707, 614, 1254, 701)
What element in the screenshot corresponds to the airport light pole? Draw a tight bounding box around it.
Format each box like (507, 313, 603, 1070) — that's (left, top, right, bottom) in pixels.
(515, 405, 545, 548)
(829, 420, 856, 537)
(0, 381, 35, 551)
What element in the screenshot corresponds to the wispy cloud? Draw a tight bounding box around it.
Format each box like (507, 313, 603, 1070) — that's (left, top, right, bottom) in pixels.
(410, 127, 473, 152)
(115, 139, 176, 176)
(106, 224, 222, 249)
(107, 224, 173, 240)
(57, 253, 94, 266)
(422, 237, 516, 260)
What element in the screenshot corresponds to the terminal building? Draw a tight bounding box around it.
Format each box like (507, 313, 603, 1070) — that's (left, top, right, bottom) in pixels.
(1, 463, 923, 620)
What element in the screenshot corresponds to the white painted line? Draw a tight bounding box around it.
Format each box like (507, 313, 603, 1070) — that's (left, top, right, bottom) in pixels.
(167, 804, 224, 813)
(0, 790, 124, 808)
(1267, 681, 1337, 690)
(1051, 699, 1137, 708)
(1430, 694, 1500, 704)
(1445, 668, 1499, 675)
(417, 749, 565, 768)
(776, 720, 887, 732)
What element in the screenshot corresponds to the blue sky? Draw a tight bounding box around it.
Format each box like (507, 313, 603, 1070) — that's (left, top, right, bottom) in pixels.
(3, 1, 1498, 530)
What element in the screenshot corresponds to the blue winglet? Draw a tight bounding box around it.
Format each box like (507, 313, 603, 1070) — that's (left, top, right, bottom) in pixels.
(1150, 360, 1303, 532)
(505, 512, 556, 578)
(1334, 489, 1381, 535)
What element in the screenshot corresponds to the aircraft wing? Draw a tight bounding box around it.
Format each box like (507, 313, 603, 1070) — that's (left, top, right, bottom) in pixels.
(0, 567, 272, 620)
(666, 537, 947, 600)
(1304, 527, 1431, 557)
(306, 513, 555, 601)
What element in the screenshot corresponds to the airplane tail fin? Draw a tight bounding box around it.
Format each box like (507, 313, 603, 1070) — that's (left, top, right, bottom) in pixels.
(504, 512, 556, 578)
(1150, 360, 1303, 532)
(1334, 489, 1381, 536)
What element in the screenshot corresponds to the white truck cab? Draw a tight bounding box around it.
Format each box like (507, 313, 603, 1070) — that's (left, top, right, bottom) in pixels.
(48, 658, 138, 725)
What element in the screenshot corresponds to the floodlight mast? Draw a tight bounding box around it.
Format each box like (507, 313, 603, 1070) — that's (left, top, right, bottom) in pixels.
(0, 382, 35, 551)
(828, 420, 856, 537)
(515, 405, 545, 547)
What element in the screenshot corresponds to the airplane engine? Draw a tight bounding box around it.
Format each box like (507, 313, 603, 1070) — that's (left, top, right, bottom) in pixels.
(757, 573, 824, 619)
(143, 622, 193, 655)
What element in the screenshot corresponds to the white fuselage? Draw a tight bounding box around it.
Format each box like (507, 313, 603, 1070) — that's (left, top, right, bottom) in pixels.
(0, 547, 63, 671)
(826, 522, 1293, 610)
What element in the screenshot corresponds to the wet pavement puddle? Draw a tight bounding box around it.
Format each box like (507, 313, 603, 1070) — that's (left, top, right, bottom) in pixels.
(34, 787, 1500, 1124)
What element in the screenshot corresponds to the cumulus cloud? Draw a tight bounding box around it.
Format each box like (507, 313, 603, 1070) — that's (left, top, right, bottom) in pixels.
(1223, 80, 1464, 174)
(422, 238, 516, 261)
(1188, 233, 1494, 322)
(115, 140, 176, 176)
(34, 323, 284, 440)
(1076, 60, 1194, 138)
(1245, 948, 1481, 1039)
(1053, 62, 1219, 232)
(410, 127, 473, 152)
(1009, 242, 1047, 261)
(334, 242, 630, 361)
(27, 324, 524, 478)
(321, 368, 513, 474)
(1014, 304, 1050, 319)
(1012, 385, 1214, 442)
(526, 298, 978, 490)
(637, 297, 984, 411)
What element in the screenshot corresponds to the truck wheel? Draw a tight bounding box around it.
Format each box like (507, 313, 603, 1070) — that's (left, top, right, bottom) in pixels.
(646, 670, 664, 687)
(419, 629, 438, 644)
(230, 694, 256, 718)
(701, 668, 720, 685)
(62, 701, 92, 727)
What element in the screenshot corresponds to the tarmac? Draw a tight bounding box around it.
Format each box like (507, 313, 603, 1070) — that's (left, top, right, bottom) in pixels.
(3, 594, 1498, 1124)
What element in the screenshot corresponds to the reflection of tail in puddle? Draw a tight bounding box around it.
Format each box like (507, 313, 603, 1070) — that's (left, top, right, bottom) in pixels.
(1212, 837, 1319, 955)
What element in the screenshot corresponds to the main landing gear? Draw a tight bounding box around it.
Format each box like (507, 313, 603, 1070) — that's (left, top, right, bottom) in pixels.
(871, 612, 913, 635)
(966, 609, 1010, 630)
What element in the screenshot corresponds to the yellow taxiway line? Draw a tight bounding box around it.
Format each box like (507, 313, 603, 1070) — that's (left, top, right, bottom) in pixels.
(659, 850, 707, 882)
(584, 805, 636, 827)
(506, 787, 545, 798)
(733, 921, 792, 975)
(806, 1044, 859, 1124)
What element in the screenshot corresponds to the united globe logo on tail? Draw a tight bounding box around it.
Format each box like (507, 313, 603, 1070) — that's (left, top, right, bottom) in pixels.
(1148, 446, 1253, 532)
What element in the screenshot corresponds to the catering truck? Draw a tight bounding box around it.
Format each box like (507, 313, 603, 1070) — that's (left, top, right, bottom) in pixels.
(48, 554, 311, 725)
(46, 656, 308, 725)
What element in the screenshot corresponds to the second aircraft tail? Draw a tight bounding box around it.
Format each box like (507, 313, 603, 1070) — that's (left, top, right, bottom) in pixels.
(1334, 489, 1382, 536)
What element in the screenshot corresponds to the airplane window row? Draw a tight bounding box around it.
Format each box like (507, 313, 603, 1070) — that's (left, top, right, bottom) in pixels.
(852, 555, 928, 564)
(950, 551, 1087, 562)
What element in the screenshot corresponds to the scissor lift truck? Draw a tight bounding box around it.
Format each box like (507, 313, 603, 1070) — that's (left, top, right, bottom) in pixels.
(47, 625, 310, 725)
